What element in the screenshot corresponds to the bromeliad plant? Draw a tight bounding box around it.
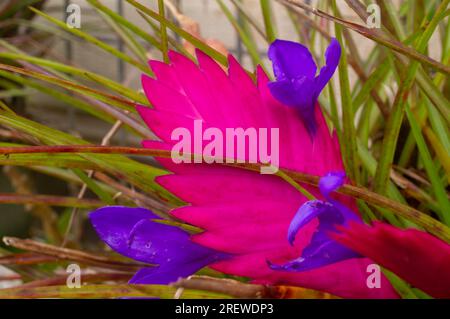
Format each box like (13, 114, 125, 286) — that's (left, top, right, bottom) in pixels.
(0, 0, 449, 299)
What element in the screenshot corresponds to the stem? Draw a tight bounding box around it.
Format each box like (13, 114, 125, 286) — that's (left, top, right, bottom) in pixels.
(373, 0, 450, 193)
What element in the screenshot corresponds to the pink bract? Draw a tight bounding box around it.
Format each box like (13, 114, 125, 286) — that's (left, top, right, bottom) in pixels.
(137, 49, 398, 298)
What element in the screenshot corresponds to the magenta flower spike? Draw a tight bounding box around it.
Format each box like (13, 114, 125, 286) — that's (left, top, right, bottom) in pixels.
(128, 45, 398, 298)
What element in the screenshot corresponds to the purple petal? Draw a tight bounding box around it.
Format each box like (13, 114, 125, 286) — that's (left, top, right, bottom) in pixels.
(271, 171, 361, 273)
(287, 200, 331, 246)
(89, 206, 160, 263)
(318, 171, 346, 200)
(315, 38, 341, 94)
(318, 172, 360, 222)
(268, 240, 358, 272)
(268, 39, 317, 80)
(268, 78, 317, 136)
(267, 39, 341, 137)
(271, 199, 359, 272)
(129, 253, 218, 285)
(89, 206, 228, 284)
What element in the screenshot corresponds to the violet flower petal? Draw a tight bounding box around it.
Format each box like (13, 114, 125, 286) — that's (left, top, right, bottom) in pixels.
(268, 239, 358, 272)
(270, 172, 361, 272)
(319, 170, 346, 200)
(267, 38, 341, 136)
(129, 252, 219, 285)
(287, 200, 332, 246)
(319, 171, 360, 222)
(268, 39, 317, 80)
(89, 206, 228, 284)
(267, 78, 317, 135)
(315, 38, 342, 94)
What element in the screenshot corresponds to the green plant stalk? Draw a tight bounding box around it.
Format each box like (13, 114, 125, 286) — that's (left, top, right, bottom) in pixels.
(87, 0, 161, 49)
(229, 0, 266, 39)
(279, 0, 450, 75)
(135, 10, 194, 61)
(0, 100, 15, 114)
(96, 9, 148, 64)
(72, 169, 114, 205)
(0, 144, 145, 208)
(0, 112, 176, 207)
(0, 48, 148, 105)
(397, 103, 427, 167)
(0, 88, 32, 98)
(28, 7, 150, 74)
(423, 125, 450, 182)
(126, 0, 228, 66)
(332, 0, 359, 184)
(405, 105, 450, 225)
(260, 0, 277, 43)
(0, 69, 116, 123)
(346, 0, 450, 125)
(357, 141, 403, 227)
(434, 14, 450, 87)
(276, 170, 315, 200)
(381, 268, 419, 299)
(387, 5, 450, 175)
(357, 100, 373, 147)
(416, 68, 450, 124)
(0, 63, 137, 112)
(377, 0, 450, 145)
(276, 0, 440, 128)
(216, 0, 266, 70)
(158, 0, 169, 63)
(373, 0, 449, 194)
(328, 81, 341, 139)
(373, 82, 415, 193)
(352, 62, 390, 112)
(424, 96, 450, 154)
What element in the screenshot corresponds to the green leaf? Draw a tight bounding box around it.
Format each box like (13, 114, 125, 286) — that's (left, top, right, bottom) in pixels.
(126, 0, 229, 66)
(260, 0, 277, 43)
(405, 104, 450, 225)
(158, 0, 169, 63)
(332, 0, 359, 183)
(87, 0, 161, 49)
(373, 0, 449, 194)
(216, 0, 266, 70)
(281, 0, 450, 75)
(72, 168, 114, 205)
(0, 112, 178, 207)
(28, 6, 151, 74)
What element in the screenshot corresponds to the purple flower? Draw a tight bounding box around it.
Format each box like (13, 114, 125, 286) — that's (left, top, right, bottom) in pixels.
(269, 172, 360, 272)
(89, 206, 228, 284)
(268, 38, 341, 136)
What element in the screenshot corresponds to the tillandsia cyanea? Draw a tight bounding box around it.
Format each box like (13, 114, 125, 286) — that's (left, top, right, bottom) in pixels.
(89, 39, 450, 299)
